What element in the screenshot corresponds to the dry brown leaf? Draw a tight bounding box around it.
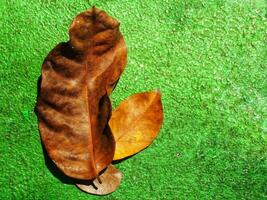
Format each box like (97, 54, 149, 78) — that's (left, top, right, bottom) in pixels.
(109, 90, 163, 160)
(76, 165, 122, 195)
(36, 7, 127, 180)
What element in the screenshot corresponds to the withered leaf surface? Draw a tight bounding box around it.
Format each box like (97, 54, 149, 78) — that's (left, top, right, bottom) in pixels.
(109, 90, 163, 160)
(36, 7, 127, 180)
(76, 165, 122, 195)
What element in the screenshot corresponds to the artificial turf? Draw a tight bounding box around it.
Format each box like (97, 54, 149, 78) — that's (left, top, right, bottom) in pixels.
(1, 0, 267, 199)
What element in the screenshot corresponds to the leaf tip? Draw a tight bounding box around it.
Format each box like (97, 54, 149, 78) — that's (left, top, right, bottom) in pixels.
(154, 88, 162, 95)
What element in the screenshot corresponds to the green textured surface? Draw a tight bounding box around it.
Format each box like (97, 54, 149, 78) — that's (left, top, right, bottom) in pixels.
(1, 0, 267, 199)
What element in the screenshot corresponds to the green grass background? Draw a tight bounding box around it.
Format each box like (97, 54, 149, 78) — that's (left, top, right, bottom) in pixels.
(1, 0, 267, 199)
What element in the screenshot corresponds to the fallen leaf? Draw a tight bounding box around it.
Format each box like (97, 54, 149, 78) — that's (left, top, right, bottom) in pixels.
(36, 7, 127, 180)
(76, 165, 122, 195)
(109, 90, 163, 160)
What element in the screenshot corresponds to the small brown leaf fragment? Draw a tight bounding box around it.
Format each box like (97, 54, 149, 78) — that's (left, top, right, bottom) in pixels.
(109, 90, 163, 160)
(76, 165, 122, 195)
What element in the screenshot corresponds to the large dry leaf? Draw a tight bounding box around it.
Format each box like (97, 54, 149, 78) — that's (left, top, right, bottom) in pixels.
(76, 165, 122, 195)
(109, 90, 163, 160)
(36, 7, 127, 180)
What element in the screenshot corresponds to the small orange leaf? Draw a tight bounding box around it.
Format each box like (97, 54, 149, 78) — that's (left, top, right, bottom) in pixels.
(109, 90, 163, 160)
(76, 165, 122, 195)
